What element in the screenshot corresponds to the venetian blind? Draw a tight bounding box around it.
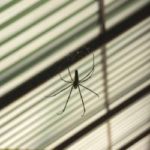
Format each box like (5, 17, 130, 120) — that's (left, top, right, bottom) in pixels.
(0, 0, 150, 150)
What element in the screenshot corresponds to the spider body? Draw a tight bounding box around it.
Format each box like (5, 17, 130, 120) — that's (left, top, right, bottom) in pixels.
(73, 70, 79, 89)
(46, 54, 99, 116)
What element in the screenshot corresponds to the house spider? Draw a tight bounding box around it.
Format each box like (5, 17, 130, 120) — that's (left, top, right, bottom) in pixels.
(46, 54, 99, 116)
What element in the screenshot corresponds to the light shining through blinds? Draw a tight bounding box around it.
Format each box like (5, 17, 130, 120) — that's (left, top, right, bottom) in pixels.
(0, 0, 150, 150)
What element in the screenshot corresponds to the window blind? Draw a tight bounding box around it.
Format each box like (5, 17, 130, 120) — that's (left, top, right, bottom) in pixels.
(0, 0, 150, 150)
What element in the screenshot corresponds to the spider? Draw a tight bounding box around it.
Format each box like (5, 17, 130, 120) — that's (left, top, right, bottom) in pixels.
(46, 54, 99, 116)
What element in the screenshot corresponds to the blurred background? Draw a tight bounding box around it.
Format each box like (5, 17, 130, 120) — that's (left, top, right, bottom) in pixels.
(0, 0, 150, 149)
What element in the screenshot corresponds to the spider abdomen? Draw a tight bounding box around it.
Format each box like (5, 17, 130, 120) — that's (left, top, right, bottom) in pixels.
(73, 70, 79, 89)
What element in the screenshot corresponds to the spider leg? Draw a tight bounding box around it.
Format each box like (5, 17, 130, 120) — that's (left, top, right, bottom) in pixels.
(59, 74, 72, 83)
(80, 54, 95, 82)
(79, 84, 99, 98)
(58, 86, 73, 114)
(45, 84, 72, 97)
(78, 86, 86, 116)
(80, 70, 93, 83)
(68, 68, 73, 81)
(81, 66, 94, 82)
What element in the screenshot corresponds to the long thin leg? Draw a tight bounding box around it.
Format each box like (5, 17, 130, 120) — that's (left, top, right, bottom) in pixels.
(68, 68, 73, 81)
(59, 74, 71, 83)
(79, 84, 99, 98)
(81, 69, 94, 82)
(81, 65, 94, 82)
(80, 71, 93, 83)
(78, 86, 86, 116)
(46, 84, 72, 97)
(80, 54, 95, 82)
(58, 86, 73, 114)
